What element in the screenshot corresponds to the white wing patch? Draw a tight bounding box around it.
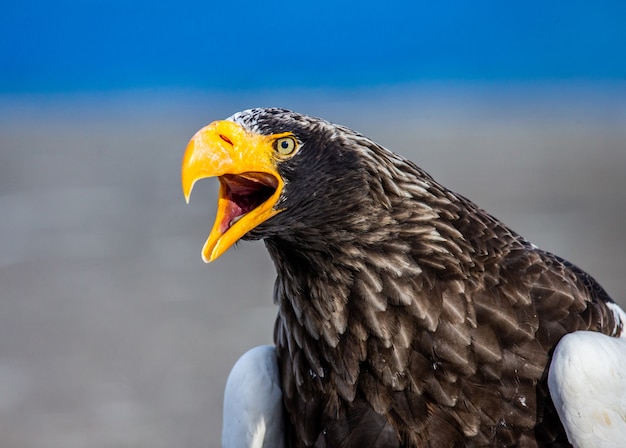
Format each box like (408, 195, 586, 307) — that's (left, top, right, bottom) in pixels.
(222, 345, 285, 448)
(548, 327, 626, 448)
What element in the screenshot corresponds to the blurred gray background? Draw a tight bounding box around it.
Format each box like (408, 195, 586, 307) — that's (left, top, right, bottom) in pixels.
(3, 0, 626, 445)
(0, 86, 625, 447)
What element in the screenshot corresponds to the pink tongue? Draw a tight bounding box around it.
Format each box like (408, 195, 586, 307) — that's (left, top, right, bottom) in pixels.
(216, 173, 276, 234)
(219, 199, 245, 234)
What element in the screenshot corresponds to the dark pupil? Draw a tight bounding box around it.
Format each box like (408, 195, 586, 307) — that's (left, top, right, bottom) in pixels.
(281, 140, 289, 149)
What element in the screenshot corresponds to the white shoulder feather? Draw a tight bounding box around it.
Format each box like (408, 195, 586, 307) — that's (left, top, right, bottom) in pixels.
(222, 345, 285, 448)
(548, 325, 626, 448)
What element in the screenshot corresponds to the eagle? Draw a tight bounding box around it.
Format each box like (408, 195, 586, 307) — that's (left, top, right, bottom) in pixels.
(181, 108, 626, 447)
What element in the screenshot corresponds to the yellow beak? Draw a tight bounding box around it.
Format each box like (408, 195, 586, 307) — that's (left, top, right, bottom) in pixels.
(181, 120, 284, 262)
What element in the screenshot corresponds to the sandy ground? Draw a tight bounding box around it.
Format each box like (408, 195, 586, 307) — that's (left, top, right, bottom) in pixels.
(0, 86, 625, 447)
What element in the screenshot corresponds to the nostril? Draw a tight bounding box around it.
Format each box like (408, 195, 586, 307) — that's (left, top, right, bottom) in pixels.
(220, 134, 233, 145)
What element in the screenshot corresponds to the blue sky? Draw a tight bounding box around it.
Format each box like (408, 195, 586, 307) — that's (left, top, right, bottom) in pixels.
(1, 1, 625, 93)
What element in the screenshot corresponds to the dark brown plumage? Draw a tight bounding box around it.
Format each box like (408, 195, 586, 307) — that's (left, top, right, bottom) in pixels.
(182, 108, 623, 447)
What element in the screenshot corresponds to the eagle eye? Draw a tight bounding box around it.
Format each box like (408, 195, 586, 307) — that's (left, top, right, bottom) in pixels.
(274, 136, 298, 156)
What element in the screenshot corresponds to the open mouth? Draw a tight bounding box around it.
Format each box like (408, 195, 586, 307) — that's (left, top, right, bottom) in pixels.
(217, 172, 278, 233)
(181, 120, 287, 262)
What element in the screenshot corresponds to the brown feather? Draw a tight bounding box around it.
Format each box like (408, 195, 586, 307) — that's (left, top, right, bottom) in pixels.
(226, 109, 623, 447)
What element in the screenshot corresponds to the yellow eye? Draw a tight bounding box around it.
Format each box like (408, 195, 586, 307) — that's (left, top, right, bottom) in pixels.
(274, 136, 298, 155)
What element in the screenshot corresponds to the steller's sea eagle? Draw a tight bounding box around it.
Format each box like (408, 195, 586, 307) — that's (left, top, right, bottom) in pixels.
(181, 108, 626, 447)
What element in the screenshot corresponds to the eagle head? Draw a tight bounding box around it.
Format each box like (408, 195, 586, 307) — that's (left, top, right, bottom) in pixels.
(182, 107, 407, 262)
